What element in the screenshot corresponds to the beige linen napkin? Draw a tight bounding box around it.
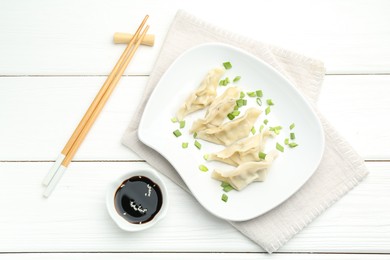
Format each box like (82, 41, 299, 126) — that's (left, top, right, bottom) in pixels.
(122, 10, 369, 253)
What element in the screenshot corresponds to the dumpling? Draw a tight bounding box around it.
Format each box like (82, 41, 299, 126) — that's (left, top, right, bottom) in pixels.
(212, 151, 278, 190)
(196, 108, 262, 146)
(208, 130, 273, 166)
(176, 67, 225, 120)
(190, 87, 241, 133)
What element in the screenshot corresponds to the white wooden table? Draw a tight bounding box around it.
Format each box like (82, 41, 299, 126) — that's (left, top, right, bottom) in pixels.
(1, 1, 389, 259)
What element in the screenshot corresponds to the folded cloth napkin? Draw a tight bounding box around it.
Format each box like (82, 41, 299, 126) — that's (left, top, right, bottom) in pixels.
(122, 10, 369, 253)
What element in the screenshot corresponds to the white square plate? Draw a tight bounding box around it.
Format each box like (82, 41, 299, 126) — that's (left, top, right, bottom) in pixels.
(138, 43, 324, 221)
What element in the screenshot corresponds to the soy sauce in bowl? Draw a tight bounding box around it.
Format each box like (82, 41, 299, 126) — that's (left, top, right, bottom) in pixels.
(114, 176, 163, 224)
(106, 168, 168, 232)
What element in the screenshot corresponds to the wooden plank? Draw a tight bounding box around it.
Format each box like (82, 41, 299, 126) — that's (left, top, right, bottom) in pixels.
(0, 161, 388, 253)
(0, 253, 388, 260)
(318, 75, 390, 160)
(0, 0, 389, 75)
(1, 75, 389, 161)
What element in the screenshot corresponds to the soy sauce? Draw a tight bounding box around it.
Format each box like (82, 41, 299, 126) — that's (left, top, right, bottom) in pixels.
(114, 176, 163, 224)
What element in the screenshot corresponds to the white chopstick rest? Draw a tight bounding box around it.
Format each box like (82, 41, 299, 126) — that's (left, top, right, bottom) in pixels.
(42, 153, 66, 186)
(43, 165, 67, 198)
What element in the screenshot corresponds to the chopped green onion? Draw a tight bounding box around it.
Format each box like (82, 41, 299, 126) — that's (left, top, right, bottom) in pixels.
(247, 91, 256, 97)
(251, 126, 256, 135)
(242, 99, 247, 106)
(171, 117, 178, 123)
(258, 151, 267, 160)
(288, 142, 298, 148)
(265, 106, 271, 115)
(223, 185, 234, 192)
(234, 105, 239, 110)
(256, 90, 263, 97)
(193, 132, 197, 138)
(256, 97, 262, 106)
(219, 77, 230, 86)
(236, 99, 244, 108)
(290, 132, 296, 140)
(233, 76, 241, 82)
(263, 119, 269, 125)
(290, 123, 295, 130)
(240, 91, 245, 98)
(223, 62, 232, 70)
(259, 125, 265, 132)
(179, 120, 185, 129)
(227, 113, 235, 120)
(194, 140, 202, 150)
(231, 110, 240, 117)
(269, 126, 282, 135)
(203, 154, 209, 160)
(284, 138, 290, 145)
(221, 182, 230, 188)
(221, 193, 228, 202)
(173, 130, 182, 137)
(199, 164, 208, 172)
(266, 99, 274, 106)
(276, 142, 284, 152)
(182, 142, 188, 148)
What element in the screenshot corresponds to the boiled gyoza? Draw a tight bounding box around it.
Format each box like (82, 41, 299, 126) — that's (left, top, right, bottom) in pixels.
(176, 67, 225, 120)
(197, 108, 262, 146)
(212, 151, 278, 190)
(208, 130, 273, 166)
(190, 87, 241, 133)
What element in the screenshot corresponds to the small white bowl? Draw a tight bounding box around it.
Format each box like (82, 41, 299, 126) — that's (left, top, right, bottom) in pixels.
(106, 168, 168, 232)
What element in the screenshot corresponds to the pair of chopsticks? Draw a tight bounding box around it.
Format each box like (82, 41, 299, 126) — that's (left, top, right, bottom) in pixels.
(42, 15, 150, 198)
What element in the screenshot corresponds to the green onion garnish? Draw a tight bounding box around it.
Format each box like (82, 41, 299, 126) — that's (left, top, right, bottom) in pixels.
(263, 119, 269, 125)
(171, 117, 178, 123)
(290, 123, 295, 130)
(193, 132, 197, 138)
(243, 99, 247, 106)
(288, 142, 298, 148)
(284, 138, 290, 145)
(194, 140, 202, 149)
(227, 113, 235, 120)
(203, 154, 209, 160)
(266, 99, 274, 106)
(173, 130, 182, 137)
(233, 76, 241, 82)
(223, 62, 232, 70)
(256, 90, 263, 97)
(236, 99, 244, 108)
(221, 182, 230, 188)
(251, 126, 256, 135)
(223, 185, 234, 192)
(219, 77, 230, 86)
(276, 142, 284, 152)
(259, 125, 265, 132)
(256, 97, 262, 106)
(233, 105, 239, 111)
(290, 132, 296, 140)
(179, 120, 185, 129)
(199, 164, 208, 172)
(258, 151, 267, 160)
(247, 91, 256, 97)
(265, 106, 271, 115)
(232, 110, 240, 117)
(221, 193, 228, 202)
(269, 126, 282, 135)
(182, 142, 188, 148)
(240, 92, 245, 98)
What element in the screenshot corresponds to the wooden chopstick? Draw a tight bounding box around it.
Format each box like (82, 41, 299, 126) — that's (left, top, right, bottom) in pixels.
(43, 16, 150, 197)
(42, 15, 150, 187)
